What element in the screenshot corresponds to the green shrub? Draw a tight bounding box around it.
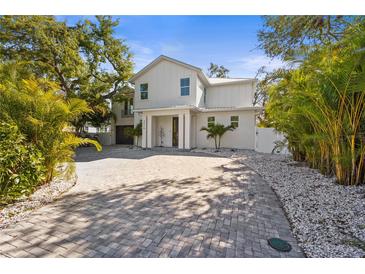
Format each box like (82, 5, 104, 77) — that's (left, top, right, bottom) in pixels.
(0, 77, 101, 183)
(0, 121, 46, 204)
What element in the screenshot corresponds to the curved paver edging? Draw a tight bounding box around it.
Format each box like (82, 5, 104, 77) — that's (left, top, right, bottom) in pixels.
(193, 148, 365, 258)
(0, 175, 77, 230)
(193, 149, 306, 257)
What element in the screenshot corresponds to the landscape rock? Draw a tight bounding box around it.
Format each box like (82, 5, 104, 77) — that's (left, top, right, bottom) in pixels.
(193, 148, 365, 258)
(0, 174, 76, 229)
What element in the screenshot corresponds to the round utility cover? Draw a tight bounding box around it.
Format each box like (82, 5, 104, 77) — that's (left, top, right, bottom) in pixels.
(267, 238, 292, 252)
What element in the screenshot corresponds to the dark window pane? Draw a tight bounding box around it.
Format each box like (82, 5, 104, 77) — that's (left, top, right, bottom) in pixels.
(231, 116, 239, 127)
(180, 78, 190, 87)
(140, 83, 148, 91)
(207, 117, 215, 127)
(124, 100, 128, 115)
(181, 86, 190, 96)
(128, 98, 133, 114)
(141, 91, 148, 100)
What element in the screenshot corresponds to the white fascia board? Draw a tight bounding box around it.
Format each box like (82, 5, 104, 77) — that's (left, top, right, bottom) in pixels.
(133, 105, 199, 113)
(198, 106, 264, 112)
(208, 78, 257, 87)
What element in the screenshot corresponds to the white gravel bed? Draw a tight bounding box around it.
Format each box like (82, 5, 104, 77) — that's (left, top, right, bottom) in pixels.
(0, 174, 76, 229)
(193, 148, 365, 258)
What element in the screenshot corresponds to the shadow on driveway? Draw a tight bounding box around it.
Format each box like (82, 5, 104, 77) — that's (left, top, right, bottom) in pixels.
(0, 158, 304, 258)
(75, 146, 226, 162)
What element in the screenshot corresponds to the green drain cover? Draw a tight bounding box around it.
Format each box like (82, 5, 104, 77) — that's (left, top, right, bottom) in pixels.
(267, 238, 292, 252)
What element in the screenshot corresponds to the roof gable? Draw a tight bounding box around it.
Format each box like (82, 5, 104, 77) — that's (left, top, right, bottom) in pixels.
(129, 55, 203, 83)
(129, 55, 256, 86)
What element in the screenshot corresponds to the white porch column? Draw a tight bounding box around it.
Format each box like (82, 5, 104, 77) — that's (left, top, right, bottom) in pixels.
(146, 114, 153, 148)
(184, 111, 191, 149)
(178, 113, 184, 149)
(141, 113, 147, 148)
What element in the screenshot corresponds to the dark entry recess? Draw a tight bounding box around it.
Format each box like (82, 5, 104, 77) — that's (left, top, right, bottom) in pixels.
(172, 117, 179, 147)
(116, 125, 133, 145)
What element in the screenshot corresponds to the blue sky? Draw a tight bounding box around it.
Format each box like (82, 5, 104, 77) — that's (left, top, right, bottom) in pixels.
(57, 16, 283, 78)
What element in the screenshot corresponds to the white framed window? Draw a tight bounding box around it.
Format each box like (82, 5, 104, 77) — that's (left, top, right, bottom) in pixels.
(231, 116, 239, 128)
(207, 116, 215, 127)
(180, 78, 190, 96)
(140, 83, 148, 100)
(122, 98, 133, 116)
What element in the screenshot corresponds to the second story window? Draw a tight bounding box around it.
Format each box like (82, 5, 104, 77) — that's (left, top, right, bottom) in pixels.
(180, 78, 190, 96)
(140, 83, 148, 100)
(122, 98, 133, 116)
(207, 116, 215, 127)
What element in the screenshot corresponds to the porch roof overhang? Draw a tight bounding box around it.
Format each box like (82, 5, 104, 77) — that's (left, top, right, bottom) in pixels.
(133, 105, 263, 114)
(133, 105, 199, 113)
(198, 106, 264, 112)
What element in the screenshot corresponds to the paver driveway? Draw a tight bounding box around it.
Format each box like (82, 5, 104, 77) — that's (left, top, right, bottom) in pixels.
(0, 146, 303, 258)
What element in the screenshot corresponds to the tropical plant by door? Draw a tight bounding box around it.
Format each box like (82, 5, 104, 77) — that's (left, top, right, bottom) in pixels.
(124, 121, 142, 146)
(200, 123, 235, 150)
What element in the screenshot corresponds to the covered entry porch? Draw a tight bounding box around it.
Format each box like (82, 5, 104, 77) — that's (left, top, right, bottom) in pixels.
(136, 106, 197, 150)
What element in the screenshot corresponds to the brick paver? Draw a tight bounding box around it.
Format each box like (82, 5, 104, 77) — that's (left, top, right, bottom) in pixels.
(0, 146, 304, 258)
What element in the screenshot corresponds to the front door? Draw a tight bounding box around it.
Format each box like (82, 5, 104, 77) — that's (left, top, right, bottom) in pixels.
(172, 117, 178, 147)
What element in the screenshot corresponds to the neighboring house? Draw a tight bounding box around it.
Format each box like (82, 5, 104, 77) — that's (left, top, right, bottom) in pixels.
(112, 55, 262, 149)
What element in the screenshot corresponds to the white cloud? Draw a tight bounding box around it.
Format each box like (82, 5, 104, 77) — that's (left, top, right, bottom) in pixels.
(129, 41, 154, 55)
(128, 40, 185, 72)
(133, 56, 155, 72)
(160, 42, 183, 55)
(228, 54, 286, 77)
(127, 41, 155, 72)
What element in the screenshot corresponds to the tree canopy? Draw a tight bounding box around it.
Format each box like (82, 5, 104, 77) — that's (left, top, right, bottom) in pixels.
(0, 16, 134, 129)
(259, 16, 365, 185)
(0, 61, 101, 194)
(258, 16, 364, 60)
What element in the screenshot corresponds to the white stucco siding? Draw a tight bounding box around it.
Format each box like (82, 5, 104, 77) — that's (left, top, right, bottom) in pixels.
(196, 110, 256, 149)
(206, 81, 255, 108)
(134, 60, 197, 110)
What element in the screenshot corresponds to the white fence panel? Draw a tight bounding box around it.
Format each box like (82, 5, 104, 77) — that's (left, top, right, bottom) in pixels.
(88, 133, 113, 146)
(255, 127, 289, 154)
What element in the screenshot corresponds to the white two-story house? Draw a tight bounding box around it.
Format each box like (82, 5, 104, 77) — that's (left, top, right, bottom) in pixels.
(112, 55, 261, 149)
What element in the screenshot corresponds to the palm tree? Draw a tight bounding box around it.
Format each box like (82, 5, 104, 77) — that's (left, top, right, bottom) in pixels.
(200, 123, 235, 150)
(0, 69, 101, 183)
(265, 24, 365, 185)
